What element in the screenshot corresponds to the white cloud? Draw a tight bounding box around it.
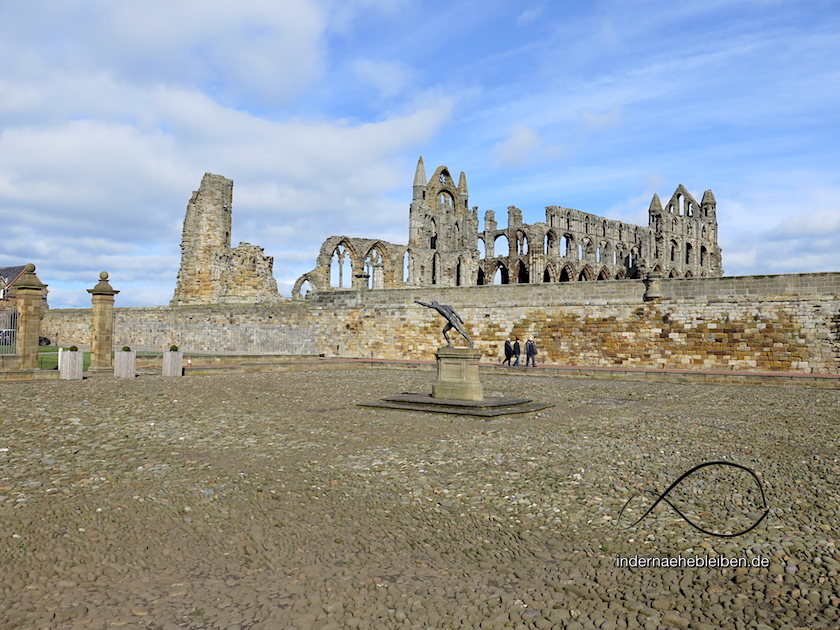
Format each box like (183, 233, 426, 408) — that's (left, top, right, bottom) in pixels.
(492, 125, 542, 169)
(351, 58, 414, 98)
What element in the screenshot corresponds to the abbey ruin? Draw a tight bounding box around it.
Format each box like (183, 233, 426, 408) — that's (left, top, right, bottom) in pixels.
(292, 157, 723, 298)
(171, 173, 281, 306)
(169, 160, 723, 305)
(41, 161, 832, 377)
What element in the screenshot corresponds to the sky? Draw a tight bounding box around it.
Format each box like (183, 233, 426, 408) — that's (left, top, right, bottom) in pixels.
(1, 0, 839, 308)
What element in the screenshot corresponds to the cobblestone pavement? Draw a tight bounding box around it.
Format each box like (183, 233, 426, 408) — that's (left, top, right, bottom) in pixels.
(1, 370, 838, 629)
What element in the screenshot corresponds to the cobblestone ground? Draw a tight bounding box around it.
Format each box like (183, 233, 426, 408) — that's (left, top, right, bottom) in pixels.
(0, 369, 838, 630)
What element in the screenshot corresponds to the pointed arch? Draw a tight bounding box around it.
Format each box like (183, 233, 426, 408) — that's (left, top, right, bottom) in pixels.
(329, 240, 358, 288)
(292, 273, 320, 299)
(559, 264, 574, 282)
(597, 267, 611, 280)
(477, 236, 486, 259)
(543, 262, 556, 283)
(578, 265, 594, 281)
(493, 262, 509, 285)
(561, 233, 573, 257)
(477, 266, 486, 285)
(544, 229, 559, 256)
(494, 233, 509, 257)
(516, 260, 530, 284)
(515, 230, 529, 255)
(363, 243, 387, 289)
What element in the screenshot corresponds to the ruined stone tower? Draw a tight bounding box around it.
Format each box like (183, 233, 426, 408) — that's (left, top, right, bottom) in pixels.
(407, 157, 480, 286)
(171, 173, 281, 306)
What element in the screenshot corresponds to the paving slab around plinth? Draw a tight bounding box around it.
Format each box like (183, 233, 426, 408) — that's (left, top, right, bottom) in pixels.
(358, 393, 553, 417)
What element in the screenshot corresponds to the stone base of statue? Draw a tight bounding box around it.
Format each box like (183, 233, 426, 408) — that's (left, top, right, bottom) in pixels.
(432, 346, 483, 401)
(358, 345, 553, 417)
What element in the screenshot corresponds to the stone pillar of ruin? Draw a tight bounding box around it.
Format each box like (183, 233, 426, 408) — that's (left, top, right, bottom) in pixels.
(15, 264, 48, 370)
(643, 274, 662, 301)
(87, 272, 119, 371)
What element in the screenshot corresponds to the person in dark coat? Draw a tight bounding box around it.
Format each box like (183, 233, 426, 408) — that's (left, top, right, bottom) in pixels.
(525, 337, 537, 367)
(512, 338, 521, 366)
(502, 338, 513, 365)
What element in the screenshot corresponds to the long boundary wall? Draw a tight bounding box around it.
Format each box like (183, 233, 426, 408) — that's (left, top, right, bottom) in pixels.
(42, 273, 840, 374)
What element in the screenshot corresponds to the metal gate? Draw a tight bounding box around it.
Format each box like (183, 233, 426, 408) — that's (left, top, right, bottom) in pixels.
(0, 308, 17, 355)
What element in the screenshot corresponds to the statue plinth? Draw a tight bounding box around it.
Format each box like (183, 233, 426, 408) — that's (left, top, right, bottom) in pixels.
(432, 347, 483, 401)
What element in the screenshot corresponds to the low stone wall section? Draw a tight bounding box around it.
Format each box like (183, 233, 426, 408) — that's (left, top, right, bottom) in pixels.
(42, 273, 840, 374)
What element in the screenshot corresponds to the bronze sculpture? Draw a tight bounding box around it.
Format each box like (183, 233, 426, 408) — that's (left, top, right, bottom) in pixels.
(415, 300, 474, 348)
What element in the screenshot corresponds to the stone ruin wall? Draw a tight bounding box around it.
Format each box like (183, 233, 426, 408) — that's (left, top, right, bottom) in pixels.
(295, 160, 723, 297)
(170, 173, 281, 306)
(43, 272, 840, 374)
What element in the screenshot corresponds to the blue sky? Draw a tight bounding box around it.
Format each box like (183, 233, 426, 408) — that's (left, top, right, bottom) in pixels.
(1, 0, 838, 308)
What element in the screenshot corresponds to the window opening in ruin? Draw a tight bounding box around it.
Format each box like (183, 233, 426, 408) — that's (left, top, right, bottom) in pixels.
(685, 243, 693, 265)
(559, 266, 572, 282)
(330, 244, 353, 288)
(477, 237, 486, 259)
(566, 216, 571, 230)
(477, 267, 485, 285)
(544, 231, 555, 256)
(364, 247, 384, 290)
(403, 251, 411, 282)
(543, 267, 551, 282)
(561, 235, 570, 257)
(430, 218, 438, 249)
(494, 233, 509, 257)
(602, 222, 607, 237)
(493, 264, 509, 285)
(678, 195, 685, 216)
(438, 192, 453, 211)
(700, 246, 707, 267)
(432, 253, 439, 285)
(299, 280, 313, 297)
(598, 268, 610, 280)
(670, 240, 677, 262)
(456, 259, 463, 286)
(578, 243, 584, 260)
(516, 231, 528, 255)
(596, 247, 601, 263)
(578, 268, 591, 281)
(517, 263, 529, 284)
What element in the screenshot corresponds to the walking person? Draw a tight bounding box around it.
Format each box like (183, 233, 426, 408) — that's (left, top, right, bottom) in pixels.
(525, 337, 537, 367)
(502, 338, 513, 365)
(512, 338, 521, 366)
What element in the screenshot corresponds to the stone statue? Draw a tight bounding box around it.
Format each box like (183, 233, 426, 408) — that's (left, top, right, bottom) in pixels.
(415, 300, 474, 348)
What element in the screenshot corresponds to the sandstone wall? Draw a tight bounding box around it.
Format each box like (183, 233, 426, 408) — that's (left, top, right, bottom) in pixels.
(42, 273, 840, 374)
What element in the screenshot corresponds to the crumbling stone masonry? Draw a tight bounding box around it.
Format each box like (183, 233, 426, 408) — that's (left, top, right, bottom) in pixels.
(171, 173, 281, 306)
(293, 157, 723, 296)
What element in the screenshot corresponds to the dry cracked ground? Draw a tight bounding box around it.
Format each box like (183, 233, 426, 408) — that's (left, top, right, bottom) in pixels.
(0, 368, 838, 630)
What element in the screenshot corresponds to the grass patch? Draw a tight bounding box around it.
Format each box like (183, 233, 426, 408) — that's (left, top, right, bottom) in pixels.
(38, 350, 91, 371)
